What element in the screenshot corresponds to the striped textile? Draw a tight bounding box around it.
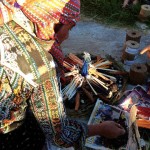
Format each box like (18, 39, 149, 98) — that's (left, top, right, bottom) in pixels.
(0, 18, 87, 150)
(2, 0, 80, 65)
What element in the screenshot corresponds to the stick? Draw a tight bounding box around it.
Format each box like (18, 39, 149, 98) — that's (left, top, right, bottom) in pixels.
(68, 53, 83, 67)
(82, 87, 95, 103)
(75, 92, 80, 111)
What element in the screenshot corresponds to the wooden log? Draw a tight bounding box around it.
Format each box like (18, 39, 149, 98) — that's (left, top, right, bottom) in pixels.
(126, 30, 142, 43)
(75, 92, 80, 111)
(82, 87, 95, 103)
(138, 5, 150, 22)
(122, 40, 140, 62)
(129, 63, 148, 85)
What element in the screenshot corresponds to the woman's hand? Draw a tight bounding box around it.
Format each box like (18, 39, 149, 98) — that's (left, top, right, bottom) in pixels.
(140, 45, 150, 58)
(87, 121, 125, 139)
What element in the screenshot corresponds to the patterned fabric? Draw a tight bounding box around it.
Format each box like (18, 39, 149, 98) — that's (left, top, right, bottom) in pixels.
(0, 2, 13, 25)
(19, 0, 80, 40)
(0, 20, 87, 149)
(0, 20, 55, 132)
(2, 0, 81, 65)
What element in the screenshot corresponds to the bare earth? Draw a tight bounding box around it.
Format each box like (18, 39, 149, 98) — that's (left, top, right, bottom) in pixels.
(62, 18, 150, 67)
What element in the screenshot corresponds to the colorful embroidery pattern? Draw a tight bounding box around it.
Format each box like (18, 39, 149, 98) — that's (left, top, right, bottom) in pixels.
(20, 0, 80, 40)
(3, 0, 80, 40)
(0, 66, 33, 133)
(1, 0, 80, 65)
(0, 20, 87, 148)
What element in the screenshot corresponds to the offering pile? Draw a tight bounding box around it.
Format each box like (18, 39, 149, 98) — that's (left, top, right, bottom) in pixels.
(61, 52, 128, 116)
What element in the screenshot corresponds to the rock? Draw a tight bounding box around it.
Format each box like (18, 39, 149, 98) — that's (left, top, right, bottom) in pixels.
(135, 21, 149, 30)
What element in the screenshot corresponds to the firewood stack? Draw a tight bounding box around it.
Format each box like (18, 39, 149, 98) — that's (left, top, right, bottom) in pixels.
(61, 52, 128, 117)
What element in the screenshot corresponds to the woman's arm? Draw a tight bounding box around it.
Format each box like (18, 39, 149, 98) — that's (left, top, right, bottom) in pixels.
(29, 77, 88, 148)
(30, 77, 125, 148)
(87, 121, 125, 139)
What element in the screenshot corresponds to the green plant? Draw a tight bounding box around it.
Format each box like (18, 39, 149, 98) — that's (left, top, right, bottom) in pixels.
(81, 0, 149, 27)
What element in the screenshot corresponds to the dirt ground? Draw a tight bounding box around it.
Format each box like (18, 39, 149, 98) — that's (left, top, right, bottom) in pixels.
(62, 18, 150, 68)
